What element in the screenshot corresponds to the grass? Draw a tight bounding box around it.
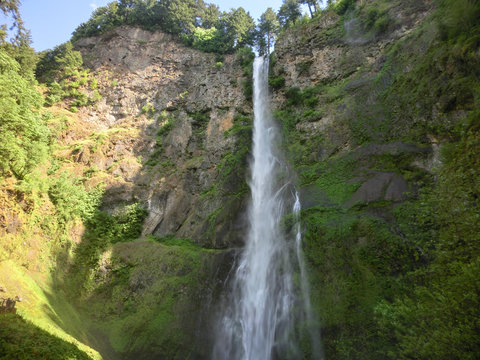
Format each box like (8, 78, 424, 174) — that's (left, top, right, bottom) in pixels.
(0, 313, 93, 360)
(0, 261, 101, 360)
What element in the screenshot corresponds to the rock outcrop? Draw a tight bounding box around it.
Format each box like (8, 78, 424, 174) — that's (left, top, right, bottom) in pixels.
(73, 26, 251, 248)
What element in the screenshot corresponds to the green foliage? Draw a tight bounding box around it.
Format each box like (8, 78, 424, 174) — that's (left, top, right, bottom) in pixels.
(0, 314, 93, 360)
(72, 1, 255, 54)
(71, 1, 123, 42)
(285, 85, 319, 107)
(437, 0, 480, 40)
(218, 113, 252, 186)
(145, 113, 175, 167)
(75, 236, 215, 359)
(299, 155, 361, 204)
(236, 46, 255, 100)
(141, 102, 156, 116)
(375, 120, 480, 359)
(48, 172, 103, 223)
(302, 207, 417, 359)
(0, 51, 50, 179)
(278, 0, 302, 28)
(70, 202, 148, 297)
(189, 26, 225, 53)
(257, 7, 280, 55)
(224, 113, 252, 137)
(335, 0, 356, 15)
(36, 42, 82, 83)
(268, 75, 286, 89)
(36, 42, 100, 108)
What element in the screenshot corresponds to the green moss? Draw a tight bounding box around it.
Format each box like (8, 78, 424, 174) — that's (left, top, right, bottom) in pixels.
(145, 114, 176, 167)
(82, 239, 216, 359)
(301, 207, 418, 359)
(68, 203, 147, 298)
(299, 155, 361, 205)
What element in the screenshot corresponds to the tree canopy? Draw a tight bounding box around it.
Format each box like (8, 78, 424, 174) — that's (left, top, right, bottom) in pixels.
(257, 8, 279, 55)
(0, 51, 49, 178)
(71, 0, 256, 54)
(278, 0, 302, 28)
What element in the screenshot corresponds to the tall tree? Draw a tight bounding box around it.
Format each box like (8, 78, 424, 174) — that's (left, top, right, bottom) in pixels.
(300, 0, 320, 17)
(278, 0, 302, 28)
(257, 8, 279, 55)
(0, 51, 49, 178)
(159, 0, 199, 34)
(198, 2, 220, 28)
(0, 0, 23, 34)
(223, 7, 255, 49)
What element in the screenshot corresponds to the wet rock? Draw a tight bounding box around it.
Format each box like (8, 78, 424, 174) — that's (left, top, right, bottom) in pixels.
(345, 172, 409, 207)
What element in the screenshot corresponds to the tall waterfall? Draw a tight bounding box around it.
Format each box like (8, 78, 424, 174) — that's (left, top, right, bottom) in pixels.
(213, 57, 322, 360)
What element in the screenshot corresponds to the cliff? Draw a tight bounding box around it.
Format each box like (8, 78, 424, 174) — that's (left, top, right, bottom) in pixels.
(1, 25, 252, 359)
(1, 0, 479, 359)
(270, 0, 479, 358)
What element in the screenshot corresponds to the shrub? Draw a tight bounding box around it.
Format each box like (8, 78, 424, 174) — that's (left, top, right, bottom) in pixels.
(269, 75, 286, 89)
(335, 0, 356, 15)
(0, 52, 50, 179)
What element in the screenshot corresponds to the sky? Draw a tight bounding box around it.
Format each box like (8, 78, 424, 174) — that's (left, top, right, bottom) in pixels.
(13, 0, 286, 52)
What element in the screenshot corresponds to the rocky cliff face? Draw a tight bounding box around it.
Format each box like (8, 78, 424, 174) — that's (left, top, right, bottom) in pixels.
(2, 0, 477, 359)
(73, 25, 251, 249)
(47, 26, 255, 359)
(269, 0, 479, 358)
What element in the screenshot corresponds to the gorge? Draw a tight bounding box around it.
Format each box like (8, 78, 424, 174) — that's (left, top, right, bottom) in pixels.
(213, 57, 321, 360)
(1, 0, 479, 359)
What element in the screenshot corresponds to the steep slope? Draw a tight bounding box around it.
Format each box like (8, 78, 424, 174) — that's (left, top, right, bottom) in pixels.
(73, 25, 252, 248)
(1, 26, 253, 360)
(271, 0, 479, 358)
(1, 0, 478, 358)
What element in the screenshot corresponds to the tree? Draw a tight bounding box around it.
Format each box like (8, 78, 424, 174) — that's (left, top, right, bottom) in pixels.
(36, 42, 83, 84)
(0, 51, 49, 178)
(300, 0, 320, 17)
(257, 8, 279, 55)
(199, 3, 220, 28)
(222, 7, 255, 49)
(72, 1, 123, 41)
(278, 0, 302, 28)
(0, 0, 23, 35)
(159, 0, 199, 34)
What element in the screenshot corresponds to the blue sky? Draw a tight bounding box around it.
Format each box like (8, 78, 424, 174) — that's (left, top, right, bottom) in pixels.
(15, 0, 286, 52)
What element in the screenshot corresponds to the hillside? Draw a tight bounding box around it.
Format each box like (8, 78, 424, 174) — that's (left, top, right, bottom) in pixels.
(1, 0, 479, 359)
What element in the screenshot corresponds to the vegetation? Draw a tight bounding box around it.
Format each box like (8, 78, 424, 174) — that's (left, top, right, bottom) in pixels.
(71, 0, 256, 54)
(1, 0, 479, 359)
(0, 314, 93, 360)
(0, 52, 49, 178)
(36, 42, 101, 108)
(270, 0, 480, 358)
(257, 8, 279, 55)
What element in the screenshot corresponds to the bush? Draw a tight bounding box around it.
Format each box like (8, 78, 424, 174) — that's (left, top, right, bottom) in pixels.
(335, 0, 356, 15)
(268, 75, 286, 89)
(48, 172, 102, 223)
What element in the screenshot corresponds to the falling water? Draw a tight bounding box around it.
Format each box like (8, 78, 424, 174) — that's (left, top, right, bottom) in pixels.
(213, 57, 322, 360)
(294, 193, 324, 360)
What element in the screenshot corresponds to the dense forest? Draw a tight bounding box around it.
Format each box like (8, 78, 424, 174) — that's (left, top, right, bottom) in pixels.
(1, 0, 479, 359)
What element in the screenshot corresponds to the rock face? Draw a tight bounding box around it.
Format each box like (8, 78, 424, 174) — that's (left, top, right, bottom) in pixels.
(267, 0, 475, 358)
(74, 26, 251, 248)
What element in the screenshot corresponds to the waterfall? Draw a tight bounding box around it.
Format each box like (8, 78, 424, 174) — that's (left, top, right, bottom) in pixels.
(213, 57, 322, 360)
